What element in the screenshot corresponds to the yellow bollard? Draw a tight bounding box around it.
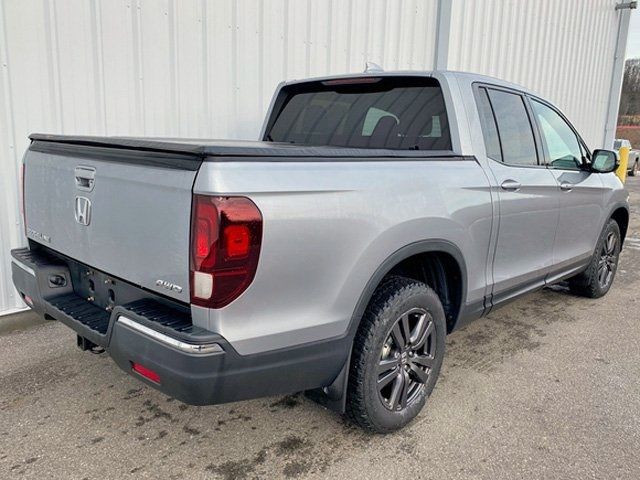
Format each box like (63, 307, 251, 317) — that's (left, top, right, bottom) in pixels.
(616, 146, 629, 183)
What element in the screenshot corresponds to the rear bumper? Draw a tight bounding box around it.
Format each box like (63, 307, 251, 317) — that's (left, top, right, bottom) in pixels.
(11, 247, 349, 406)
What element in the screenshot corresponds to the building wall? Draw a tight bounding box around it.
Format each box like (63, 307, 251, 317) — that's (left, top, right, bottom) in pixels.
(446, 0, 620, 150)
(0, 0, 625, 315)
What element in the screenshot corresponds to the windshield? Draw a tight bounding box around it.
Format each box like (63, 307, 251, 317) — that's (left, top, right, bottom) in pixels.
(266, 77, 452, 151)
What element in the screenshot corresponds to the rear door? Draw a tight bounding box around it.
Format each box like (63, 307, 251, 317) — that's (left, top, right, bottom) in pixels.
(527, 98, 606, 278)
(475, 86, 560, 304)
(24, 141, 200, 303)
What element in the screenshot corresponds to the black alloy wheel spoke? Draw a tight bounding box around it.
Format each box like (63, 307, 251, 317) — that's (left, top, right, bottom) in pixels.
(399, 370, 410, 409)
(391, 322, 406, 350)
(378, 369, 398, 389)
(412, 318, 433, 351)
(401, 313, 412, 346)
(412, 353, 435, 369)
(388, 372, 405, 410)
(606, 233, 617, 255)
(378, 356, 400, 376)
(409, 363, 430, 383)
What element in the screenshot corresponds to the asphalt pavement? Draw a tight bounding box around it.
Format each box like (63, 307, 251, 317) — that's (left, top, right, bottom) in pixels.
(1, 178, 639, 479)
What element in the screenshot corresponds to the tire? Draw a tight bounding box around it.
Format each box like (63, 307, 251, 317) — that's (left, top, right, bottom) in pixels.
(630, 160, 639, 177)
(345, 275, 446, 433)
(569, 219, 621, 298)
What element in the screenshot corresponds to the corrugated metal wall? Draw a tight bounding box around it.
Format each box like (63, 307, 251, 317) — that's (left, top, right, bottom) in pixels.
(0, 0, 625, 315)
(0, 0, 439, 314)
(447, 0, 620, 149)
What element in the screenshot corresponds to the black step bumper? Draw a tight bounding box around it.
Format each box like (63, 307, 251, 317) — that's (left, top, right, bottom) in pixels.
(11, 247, 349, 406)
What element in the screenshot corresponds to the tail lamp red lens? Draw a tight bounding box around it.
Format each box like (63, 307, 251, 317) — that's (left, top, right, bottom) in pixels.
(131, 362, 161, 384)
(190, 195, 262, 308)
(224, 225, 251, 258)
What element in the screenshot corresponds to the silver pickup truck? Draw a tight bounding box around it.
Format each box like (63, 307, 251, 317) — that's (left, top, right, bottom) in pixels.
(11, 71, 629, 433)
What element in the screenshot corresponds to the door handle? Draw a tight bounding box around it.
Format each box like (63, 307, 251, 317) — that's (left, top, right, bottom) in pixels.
(560, 182, 573, 191)
(74, 166, 96, 192)
(500, 179, 521, 191)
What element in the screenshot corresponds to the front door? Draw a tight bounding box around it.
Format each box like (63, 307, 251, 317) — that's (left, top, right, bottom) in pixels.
(528, 98, 606, 280)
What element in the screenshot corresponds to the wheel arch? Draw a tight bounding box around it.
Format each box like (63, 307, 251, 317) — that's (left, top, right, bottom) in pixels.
(609, 204, 629, 245)
(347, 239, 468, 339)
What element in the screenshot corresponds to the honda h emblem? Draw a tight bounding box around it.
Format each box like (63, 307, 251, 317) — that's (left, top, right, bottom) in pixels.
(75, 196, 92, 226)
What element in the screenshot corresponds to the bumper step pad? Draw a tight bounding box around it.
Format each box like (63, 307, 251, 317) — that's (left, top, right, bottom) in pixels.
(49, 293, 111, 335)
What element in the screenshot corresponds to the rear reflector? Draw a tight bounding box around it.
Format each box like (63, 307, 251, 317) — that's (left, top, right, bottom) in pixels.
(131, 362, 161, 384)
(23, 294, 33, 307)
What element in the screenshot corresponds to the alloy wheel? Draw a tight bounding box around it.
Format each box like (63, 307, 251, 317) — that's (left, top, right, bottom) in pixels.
(597, 231, 618, 289)
(377, 307, 436, 411)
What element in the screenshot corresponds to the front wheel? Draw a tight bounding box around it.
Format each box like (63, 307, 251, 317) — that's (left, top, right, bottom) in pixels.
(569, 219, 621, 298)
(345, 276, 446, 433)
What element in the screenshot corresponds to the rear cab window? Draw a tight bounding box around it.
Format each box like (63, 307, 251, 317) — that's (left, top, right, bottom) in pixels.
(265, 76, 452, 151)
(474, 85, 540, 167)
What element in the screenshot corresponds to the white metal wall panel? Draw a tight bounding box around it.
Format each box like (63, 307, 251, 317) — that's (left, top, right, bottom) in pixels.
(0, 0, 439, 315)
(446, 0, 620, 149)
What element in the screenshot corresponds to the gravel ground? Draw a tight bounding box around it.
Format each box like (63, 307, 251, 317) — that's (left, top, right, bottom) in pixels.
(1, 179, 639, 480)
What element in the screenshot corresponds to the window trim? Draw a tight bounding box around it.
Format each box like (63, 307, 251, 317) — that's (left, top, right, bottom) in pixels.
(525, 95, 591, 171)
(472, 82, 545, 170)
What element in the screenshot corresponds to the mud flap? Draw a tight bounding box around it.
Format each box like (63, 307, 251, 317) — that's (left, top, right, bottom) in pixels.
(304, 349, 351, 414)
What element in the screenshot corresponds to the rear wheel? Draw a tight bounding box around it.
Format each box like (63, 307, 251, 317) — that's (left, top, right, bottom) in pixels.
(345, 276, 446, 433)
(569, 219, 621, 298)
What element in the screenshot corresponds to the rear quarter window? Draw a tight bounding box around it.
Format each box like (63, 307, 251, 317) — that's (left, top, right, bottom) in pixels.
(266, 77, 452, 151)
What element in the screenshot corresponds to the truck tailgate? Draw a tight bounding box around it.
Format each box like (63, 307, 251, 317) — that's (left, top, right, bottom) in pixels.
(23, 138, 202, 304)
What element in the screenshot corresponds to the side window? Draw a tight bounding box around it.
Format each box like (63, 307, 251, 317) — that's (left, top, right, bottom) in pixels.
(476, 87, 502, 161)
(487, 89, 538, 166)
(530, 99, 583, 170)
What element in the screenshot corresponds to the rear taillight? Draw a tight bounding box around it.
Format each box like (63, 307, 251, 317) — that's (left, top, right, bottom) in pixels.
(190, 195, 262, 308)
(20, 163, 26, 235)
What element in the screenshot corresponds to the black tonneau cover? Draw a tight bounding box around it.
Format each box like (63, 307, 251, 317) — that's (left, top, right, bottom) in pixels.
(29, 133, 460, 160)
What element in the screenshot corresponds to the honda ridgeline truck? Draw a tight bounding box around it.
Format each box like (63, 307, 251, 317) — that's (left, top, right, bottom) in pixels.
(11, 71, 629, 433)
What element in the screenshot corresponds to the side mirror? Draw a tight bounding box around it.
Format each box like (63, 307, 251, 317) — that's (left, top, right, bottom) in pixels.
(591, 149, 618, 173)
